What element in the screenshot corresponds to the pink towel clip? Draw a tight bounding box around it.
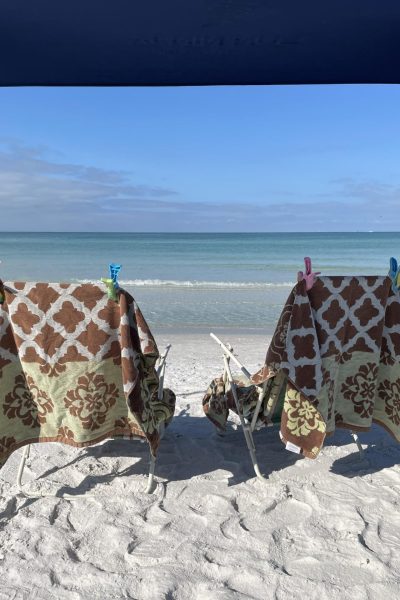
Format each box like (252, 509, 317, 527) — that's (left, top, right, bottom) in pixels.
(297, 257, 320, 290)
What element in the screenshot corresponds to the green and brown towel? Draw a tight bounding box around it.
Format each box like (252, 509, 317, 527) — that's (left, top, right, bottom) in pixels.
(0, 280, 175, 469)
(204, 276, 400, 458)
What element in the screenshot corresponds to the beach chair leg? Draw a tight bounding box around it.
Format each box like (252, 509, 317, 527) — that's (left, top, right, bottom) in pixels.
(145, 453, 157, 494)
(17, 442, 158, 498)
(350, 430, 364, 460)
(148, 344, 171, 490)
(156, 344, 171, 379)
(250, 384, 266, 432)
(242, 423, 266, 481)
(156, 344, 171, 404)
(17, 445, 98, 499)
(158, 360, 166, 401)
(243, 426, 266, 481)
(222, 355, 267, 482)
(213, 347, 231, 437)
(16, 444, 31, 492)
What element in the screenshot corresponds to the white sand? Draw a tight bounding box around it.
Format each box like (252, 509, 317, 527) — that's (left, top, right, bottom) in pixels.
(1, 333, 400, 600)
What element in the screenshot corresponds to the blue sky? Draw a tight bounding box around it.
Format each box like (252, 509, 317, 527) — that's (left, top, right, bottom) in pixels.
(0, 85, 399, 231)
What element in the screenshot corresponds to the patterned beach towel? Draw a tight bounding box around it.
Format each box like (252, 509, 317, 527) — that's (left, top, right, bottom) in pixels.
(0, 280, 175, 469)
(203, 373, 285, 432)
(204, 276, 400, 458)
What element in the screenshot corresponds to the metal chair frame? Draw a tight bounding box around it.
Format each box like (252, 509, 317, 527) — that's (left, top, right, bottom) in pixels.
(211, 333, 269, 481)
(210, 333, 364, 481)
(16, 344, 172, 498)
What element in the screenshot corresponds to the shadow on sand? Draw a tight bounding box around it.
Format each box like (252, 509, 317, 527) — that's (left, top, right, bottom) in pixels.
(329, 424, 400, 477)
(2, 418, 399, 522)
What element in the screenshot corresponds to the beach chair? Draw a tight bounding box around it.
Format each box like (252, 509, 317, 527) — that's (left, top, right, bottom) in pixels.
(0, 277, 175, 497)
(208, 332, 364, 476)
(204, 334, 276, 482)
(205, 267, 400, 477)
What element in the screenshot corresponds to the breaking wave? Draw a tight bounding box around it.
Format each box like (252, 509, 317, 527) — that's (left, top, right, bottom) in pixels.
(75, 278, 295, 290)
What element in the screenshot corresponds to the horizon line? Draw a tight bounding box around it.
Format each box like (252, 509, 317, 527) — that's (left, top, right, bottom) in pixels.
(0, 230, 399, 235)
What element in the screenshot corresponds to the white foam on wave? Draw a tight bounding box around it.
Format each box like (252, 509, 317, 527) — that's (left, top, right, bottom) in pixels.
(75, 278, 295, 289)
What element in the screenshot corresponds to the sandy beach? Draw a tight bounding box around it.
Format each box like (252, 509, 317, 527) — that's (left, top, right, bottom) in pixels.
(1, 333, 400, 599)
(2, 77, 400, 600)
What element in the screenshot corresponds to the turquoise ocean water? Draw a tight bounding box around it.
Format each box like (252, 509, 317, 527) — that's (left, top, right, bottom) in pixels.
(0, 232, 399, 334)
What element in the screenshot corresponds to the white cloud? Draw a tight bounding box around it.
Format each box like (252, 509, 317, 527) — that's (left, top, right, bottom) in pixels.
(0, 142, 398, 231)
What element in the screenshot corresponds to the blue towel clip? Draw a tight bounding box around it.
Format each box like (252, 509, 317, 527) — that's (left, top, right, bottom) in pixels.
(389, 257, 400, 293)
(109, 263, 121, 290)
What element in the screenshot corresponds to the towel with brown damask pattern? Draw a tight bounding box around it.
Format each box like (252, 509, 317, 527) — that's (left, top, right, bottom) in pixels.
(204, 276, 400, 458)
(0, 280, 175, 468)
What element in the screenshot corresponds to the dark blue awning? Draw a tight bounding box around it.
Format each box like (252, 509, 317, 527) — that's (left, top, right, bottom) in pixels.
(1, 0, 400, 86)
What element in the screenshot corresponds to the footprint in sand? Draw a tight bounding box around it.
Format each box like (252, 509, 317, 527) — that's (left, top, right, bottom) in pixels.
(239, 495, 313, 541)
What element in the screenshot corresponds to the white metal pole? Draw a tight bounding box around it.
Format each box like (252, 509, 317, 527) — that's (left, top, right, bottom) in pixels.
(350, 430, 364, 459)
(223, 355, 267, 482)
(250, 384, 267, 432)
(210, 333, 252, 382)
(145, 453, 157, 494)
(156, 344, 171, 377)
(158, 360, 166, 401)
(16, 444, 30, 491)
